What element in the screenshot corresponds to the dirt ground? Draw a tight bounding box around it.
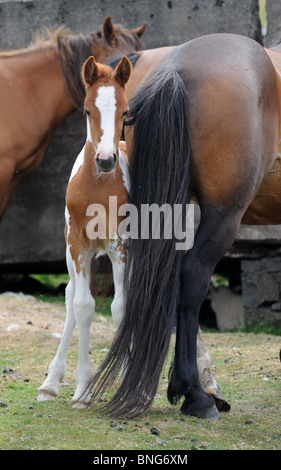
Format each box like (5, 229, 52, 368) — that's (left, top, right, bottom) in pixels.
(0, 291, 115, 343)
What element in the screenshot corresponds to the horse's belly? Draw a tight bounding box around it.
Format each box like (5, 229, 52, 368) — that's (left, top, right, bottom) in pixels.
(242, 156, 281, 225)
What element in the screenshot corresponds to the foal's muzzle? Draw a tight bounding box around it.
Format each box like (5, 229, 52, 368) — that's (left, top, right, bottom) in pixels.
(96, 153, 117, 173)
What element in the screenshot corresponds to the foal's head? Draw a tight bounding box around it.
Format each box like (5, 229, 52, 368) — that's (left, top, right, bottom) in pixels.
(82, 55, 131, 175)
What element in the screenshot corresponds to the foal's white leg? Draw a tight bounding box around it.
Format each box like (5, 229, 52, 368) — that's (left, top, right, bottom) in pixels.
(108, 245, 128, 382)
(71, 253, 95, 408)
(108, 247, 125, 329)
(38, 249, 76, 401)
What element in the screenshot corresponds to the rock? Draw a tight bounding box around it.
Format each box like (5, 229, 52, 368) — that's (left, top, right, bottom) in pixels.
(150, 427, 160, 436)
(210, 286, 244, 331)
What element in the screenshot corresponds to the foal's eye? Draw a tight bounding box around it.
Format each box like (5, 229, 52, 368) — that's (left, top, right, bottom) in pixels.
(122, 110, 129, 118)
(84, 108, 91, 117)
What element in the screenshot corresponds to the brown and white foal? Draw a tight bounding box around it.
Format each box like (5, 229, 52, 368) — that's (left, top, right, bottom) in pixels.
(38, 56, 131, 407)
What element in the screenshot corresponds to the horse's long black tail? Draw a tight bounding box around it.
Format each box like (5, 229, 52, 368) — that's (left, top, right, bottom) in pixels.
(88, 66, 191, 417)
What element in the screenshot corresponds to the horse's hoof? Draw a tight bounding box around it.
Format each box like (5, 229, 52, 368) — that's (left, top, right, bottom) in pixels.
(213, 393, 231, 412)
(37, 390, 56, 402)
(180, 400, 220, 420)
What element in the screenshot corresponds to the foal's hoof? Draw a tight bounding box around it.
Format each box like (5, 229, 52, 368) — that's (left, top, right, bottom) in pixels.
(37, 390, 56, 402)
(71, 400, 89, 410)
(180, 400, 220, 420)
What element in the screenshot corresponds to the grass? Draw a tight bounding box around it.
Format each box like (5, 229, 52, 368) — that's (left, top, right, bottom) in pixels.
(0, 271, 280, 451)
(0, 292, 281, 451)
(259, 0, 267, 27)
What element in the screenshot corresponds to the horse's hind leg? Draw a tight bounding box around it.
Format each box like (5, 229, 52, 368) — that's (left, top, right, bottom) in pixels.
(168, 206, 243, 419)
(197, 329, 230, 412)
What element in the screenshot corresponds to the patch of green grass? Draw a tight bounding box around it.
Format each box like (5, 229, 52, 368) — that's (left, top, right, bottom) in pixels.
(259, 0, 267, 26)
(240, 322, 281, 336)
(34, 293, 66, 303)
(29, 273, 69, 290)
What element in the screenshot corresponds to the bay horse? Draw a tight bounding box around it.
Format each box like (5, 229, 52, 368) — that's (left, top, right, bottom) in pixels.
(85, 33, 281, 419)
(38, 56, 132, 406)
(0, 16, 146, 220)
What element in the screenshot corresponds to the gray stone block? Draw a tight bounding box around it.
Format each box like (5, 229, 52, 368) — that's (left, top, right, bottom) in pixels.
(241, 257, 281, 309)
(265, 0, 281, 46)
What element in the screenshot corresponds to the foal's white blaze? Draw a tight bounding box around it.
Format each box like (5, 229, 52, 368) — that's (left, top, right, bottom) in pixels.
(95, 86, 116, 155)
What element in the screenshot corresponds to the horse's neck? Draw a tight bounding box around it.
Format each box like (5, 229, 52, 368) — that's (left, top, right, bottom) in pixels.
(4, 47, 74, 129)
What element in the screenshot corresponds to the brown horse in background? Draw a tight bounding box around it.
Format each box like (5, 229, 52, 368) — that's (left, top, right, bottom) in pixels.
(86, 33, 281, 419)
(0, 16, 146, 219)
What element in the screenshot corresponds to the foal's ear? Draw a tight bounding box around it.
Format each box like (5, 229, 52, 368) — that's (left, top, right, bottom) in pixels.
(103, 16, 116, 45)
(114, 56, 132, 88)
(82, 56, 99, 88)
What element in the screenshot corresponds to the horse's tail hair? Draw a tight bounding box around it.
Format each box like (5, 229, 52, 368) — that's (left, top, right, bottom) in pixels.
(87, 66, 191, 417)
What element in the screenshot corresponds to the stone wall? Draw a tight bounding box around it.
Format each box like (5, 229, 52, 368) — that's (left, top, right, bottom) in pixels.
(265, 0, 281, 45)
(241, 256, 281, 326)
(0, 0, 262, 50)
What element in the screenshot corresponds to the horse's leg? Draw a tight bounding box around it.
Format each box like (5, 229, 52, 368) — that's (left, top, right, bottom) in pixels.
(107, 239, 227, 401)
(197, 328, 230, 412)
(168, 206, 242, 419)
(38, 248, 76, 401)
(0, 160, 18, 220)
(71, 251, 96, 408)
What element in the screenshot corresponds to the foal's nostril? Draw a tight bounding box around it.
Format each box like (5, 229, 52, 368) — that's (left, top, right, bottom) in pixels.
(96, 154, 117, 172)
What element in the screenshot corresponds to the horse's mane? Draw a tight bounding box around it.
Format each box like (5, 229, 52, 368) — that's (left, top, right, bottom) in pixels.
(57, 31, 99, 110)
(0, 25, 73, 57)
(0, 23, 144, 110)
(0, 25, 96, 109)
